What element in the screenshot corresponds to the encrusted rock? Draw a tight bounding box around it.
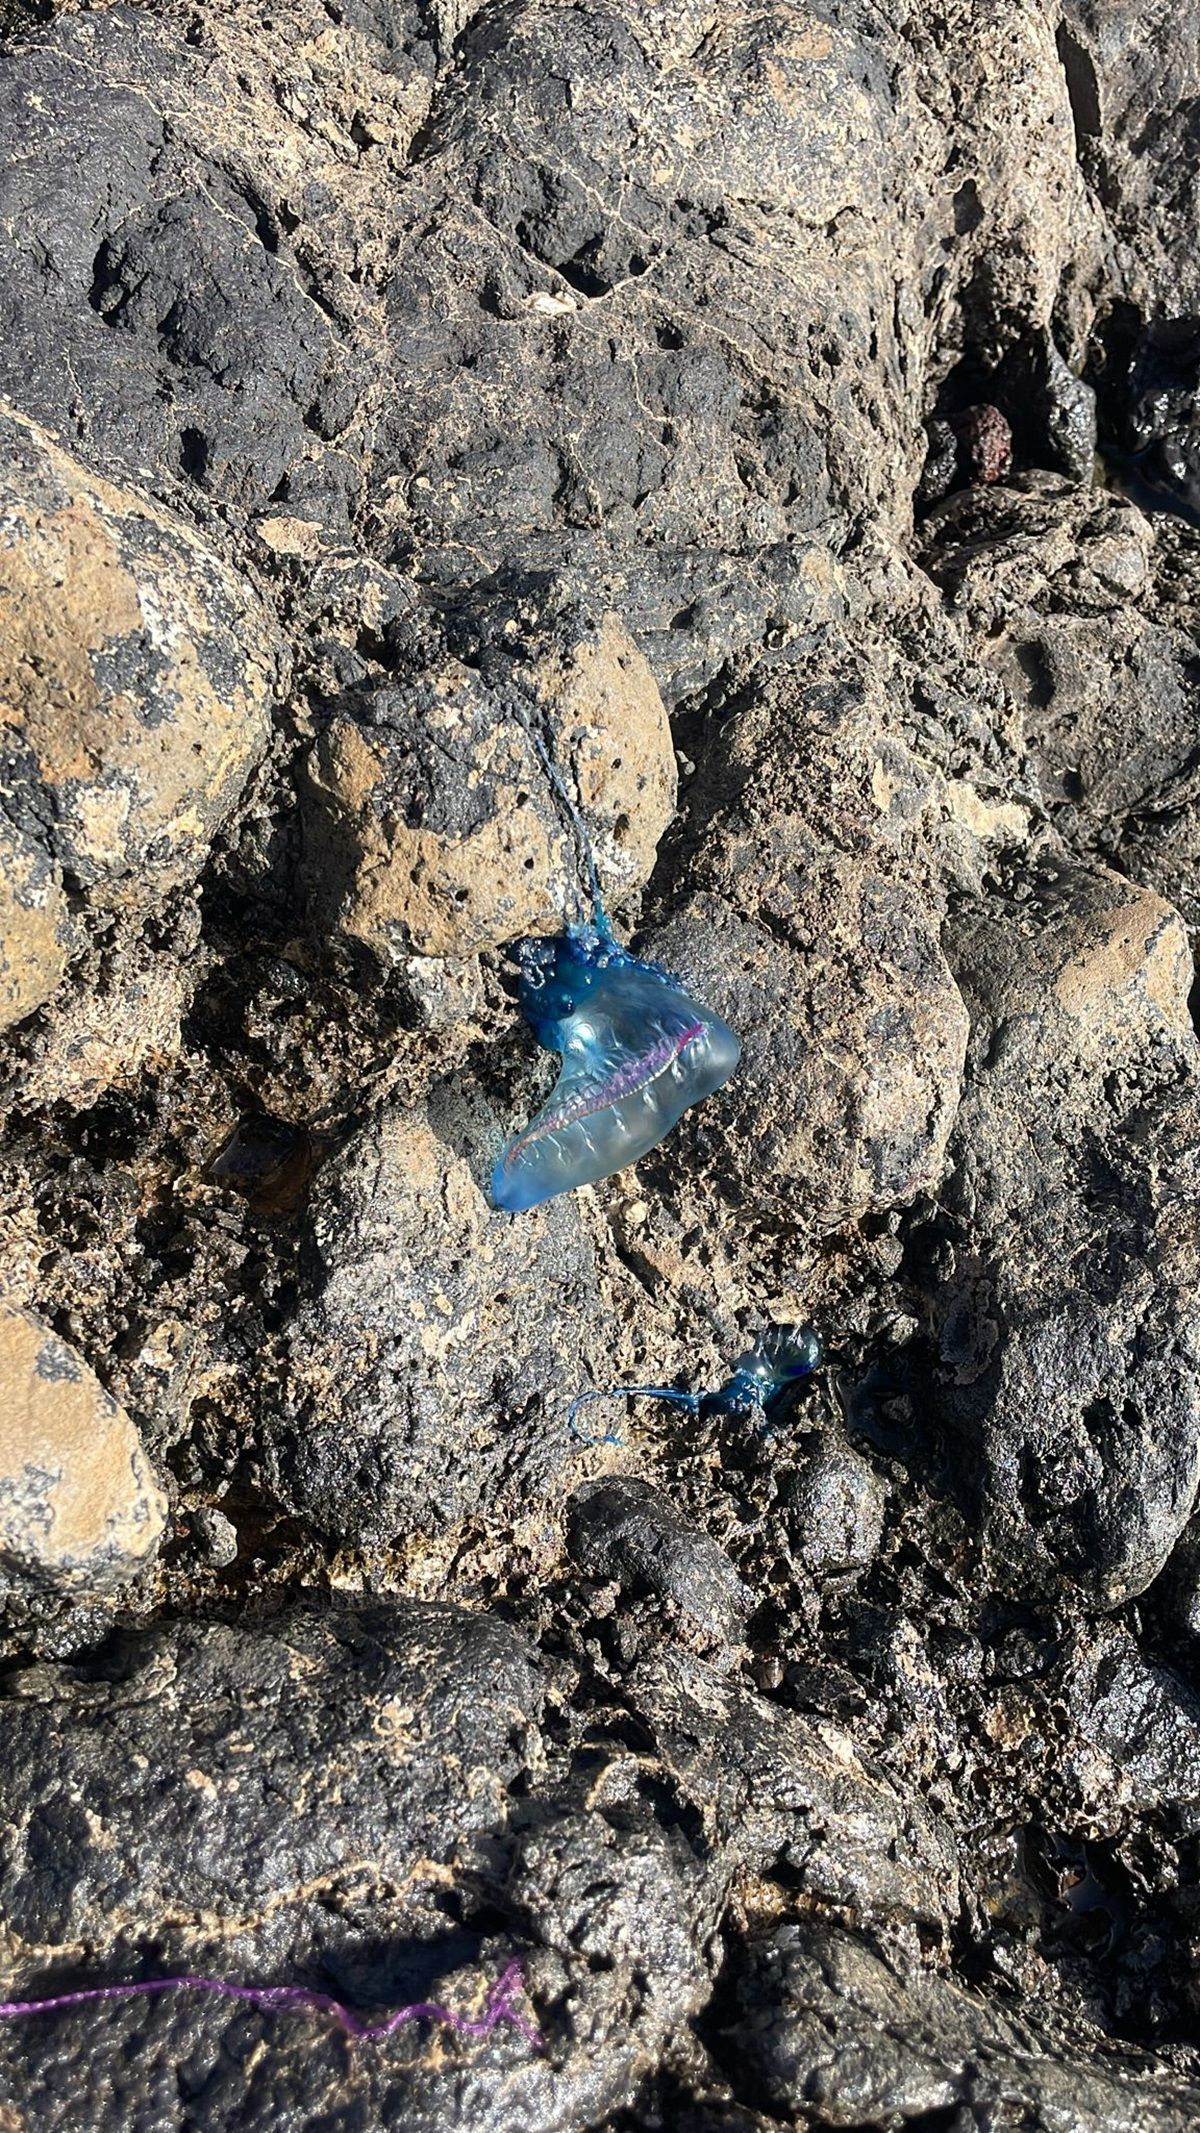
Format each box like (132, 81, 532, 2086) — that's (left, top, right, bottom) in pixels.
(728, 1924, 1200, 2130)
(17, 957, 185, 1110)
(0, 405, 281, 911)
(644, 642, 970, 1227)
(926, 862, 1200, 1605)
(0, 1601, 722, 2133)
(0, 817, 70, 1033)
(782, 1438, 886, 1582)
(0, 1305, 166, 1591)
(0, 0, 1196, 2124)
(305, 599, 675, 959)
(0, 1601, 544, 1963)
(926, 471, 1200, 932)
(264, 1096, 616, 1546)
(1059, 1, 1200, 320)
(566, 1476, 754, 1646)
(627, 1647, 959, 1932)
(1067, 1622, 1200, 1816)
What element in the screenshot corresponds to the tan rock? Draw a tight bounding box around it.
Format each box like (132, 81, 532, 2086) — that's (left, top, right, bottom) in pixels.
(306, 608, 676, 960)
(527, 612, 676, 899)
(0, 818, 70, 1033)
(0, 1306, 167, 1591)
(19, 958, 186, 1109)
(0, 403, 281, 902)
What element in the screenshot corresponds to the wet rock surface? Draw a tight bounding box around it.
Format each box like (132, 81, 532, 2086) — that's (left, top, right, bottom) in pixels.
(566, 1477, 753, 1649)
(725, 1923, 1200, 2129)
(925, 859, 1200, 1606)
(0, 1, 1198, 2129)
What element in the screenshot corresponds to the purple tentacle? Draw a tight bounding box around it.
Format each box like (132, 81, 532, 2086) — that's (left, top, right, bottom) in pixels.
(0, 1957, 541, 2052)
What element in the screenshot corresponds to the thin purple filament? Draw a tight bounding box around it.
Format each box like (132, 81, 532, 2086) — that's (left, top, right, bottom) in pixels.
(0, 1956, 541, 2051)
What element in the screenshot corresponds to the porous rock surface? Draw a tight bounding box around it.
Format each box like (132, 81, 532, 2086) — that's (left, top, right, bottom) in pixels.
(304, 592, 677, 957)
(0, 1, 1198, 2129)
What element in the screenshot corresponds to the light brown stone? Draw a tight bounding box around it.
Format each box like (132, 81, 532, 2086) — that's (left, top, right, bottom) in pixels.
(307, 610, 676, 960)
(19, 959, 186, 1109)
(0, 818, 70, 1033)
(0, 1305, 167, 1591)
(0, 403, 282, 902)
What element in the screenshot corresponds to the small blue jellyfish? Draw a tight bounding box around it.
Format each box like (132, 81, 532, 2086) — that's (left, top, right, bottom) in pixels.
(568, 1321, 824, 1444)
(491, 922, 740, 1213)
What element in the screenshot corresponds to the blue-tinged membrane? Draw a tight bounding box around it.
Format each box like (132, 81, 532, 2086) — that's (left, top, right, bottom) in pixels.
(492, 926, 740, 1212)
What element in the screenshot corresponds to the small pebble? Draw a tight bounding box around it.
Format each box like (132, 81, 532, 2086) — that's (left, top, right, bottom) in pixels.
(950, 403, 1013, 484)
(567, 1477, 754, 1645)
(190, 1506, 239, 1569)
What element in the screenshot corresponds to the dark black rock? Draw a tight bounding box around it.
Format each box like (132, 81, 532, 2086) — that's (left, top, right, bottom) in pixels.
(915, 416, 960, 507)
(0, 1601, 545, 1968)
(1159, 1511, 1200, 1640)
(1117, 316, 1200, 522)
(725, 1924, 1200, 2130)
(780, 1439, 886, 1582)
(0, 1602, 724, 2132)
(626, 1647, 959, 1932)
(922, 861, 1200, 1606)
(1012, 332, 1098, 480)
(566, 1477, 754, 1646)
(1067, 1624, 1200, 1820)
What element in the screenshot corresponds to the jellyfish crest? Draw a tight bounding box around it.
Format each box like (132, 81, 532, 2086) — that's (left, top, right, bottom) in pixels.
(492, 933, 739, 1212)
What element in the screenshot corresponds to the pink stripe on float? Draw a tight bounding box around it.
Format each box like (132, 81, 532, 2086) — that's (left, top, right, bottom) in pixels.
(504, 1020, 706, 1169)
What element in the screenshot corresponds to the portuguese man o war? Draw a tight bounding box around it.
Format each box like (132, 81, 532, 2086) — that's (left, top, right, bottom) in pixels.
(568, 1321, 824, 1445)
(491, 918, 740, 1212)
(490, 715, 739, 1213)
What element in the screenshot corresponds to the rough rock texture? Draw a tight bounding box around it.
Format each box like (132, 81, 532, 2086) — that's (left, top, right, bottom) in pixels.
(726, 1923, 1200, 2129)
(644, 639, 972, 1227)
(0, 1305, 166, 1591)
(566, 1477, 753, 1648)
(0, 816, 69, 1034)
(925, 859, 1200, 1606)
(305, 593, 677, 958)
(1059, 0, 1200, 321)
(781, 1434, 887, 1583)
(263, 1098, 621, 1546)
(0, 404, 281, 909)
(0, 0, 1198, 2129)
(627, 1647, 960, 1932)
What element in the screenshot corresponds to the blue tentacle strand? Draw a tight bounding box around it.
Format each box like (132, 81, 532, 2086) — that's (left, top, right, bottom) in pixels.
(567, 1384, 702, 1447)
(569, 1323, 824, 1443)
(492, 925, 740, 1213)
